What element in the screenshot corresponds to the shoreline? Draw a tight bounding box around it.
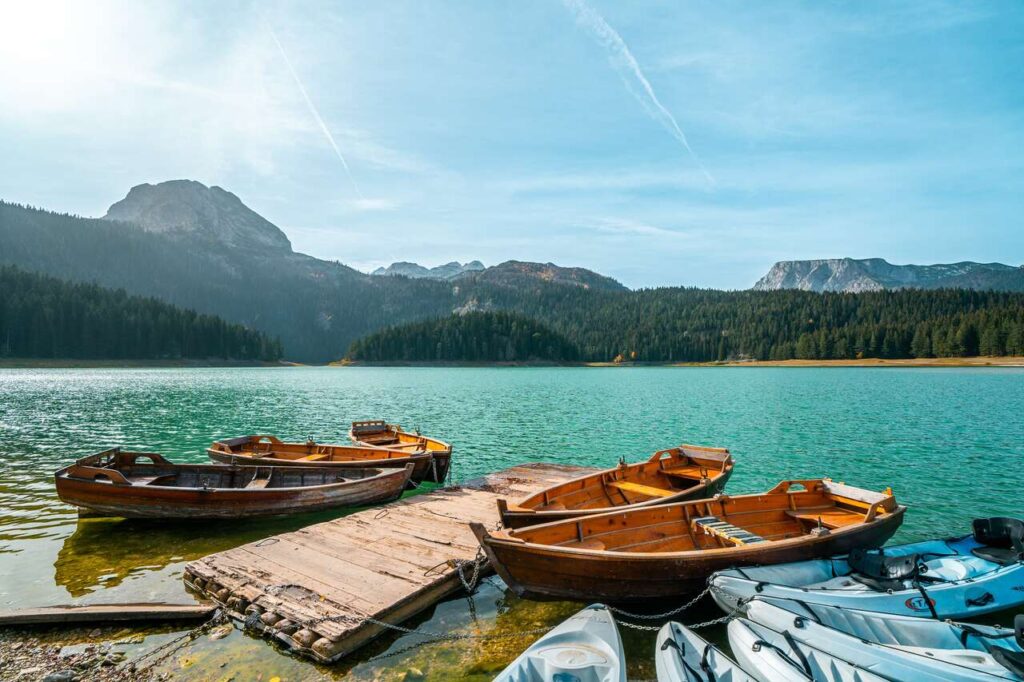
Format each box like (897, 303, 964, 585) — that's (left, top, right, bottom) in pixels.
(0, 358, 295, 369)
(668, 356, 1024, 368)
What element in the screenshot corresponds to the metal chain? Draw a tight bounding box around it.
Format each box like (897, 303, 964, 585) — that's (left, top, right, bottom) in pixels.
(130, 609, 228, 671)
(455, 547, 486, 593)
(606, 583, 712, 620)
(297, 609, 554, 642)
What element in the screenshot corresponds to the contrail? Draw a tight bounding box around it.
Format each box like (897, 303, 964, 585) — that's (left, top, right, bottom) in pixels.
(263, 19, 363, 198)
(562, 0, 714, 184)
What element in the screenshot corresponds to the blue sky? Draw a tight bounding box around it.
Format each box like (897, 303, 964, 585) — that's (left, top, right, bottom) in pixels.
(1, 1, 1022, 288)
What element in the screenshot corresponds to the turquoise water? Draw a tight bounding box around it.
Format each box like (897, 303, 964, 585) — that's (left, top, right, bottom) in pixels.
(1, 366, 1022, 679)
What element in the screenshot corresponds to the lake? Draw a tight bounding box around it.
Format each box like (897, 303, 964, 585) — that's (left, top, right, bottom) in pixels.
(1, 366, 1022, 679)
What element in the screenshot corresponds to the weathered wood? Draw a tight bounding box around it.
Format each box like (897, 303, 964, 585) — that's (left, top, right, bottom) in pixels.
(183, 462, 593, 663)
(349, 420, 453, 483)
(0, 603, 215, 626)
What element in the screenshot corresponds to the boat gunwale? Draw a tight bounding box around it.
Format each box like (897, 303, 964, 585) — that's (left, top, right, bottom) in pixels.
(348, 421, 452, 455)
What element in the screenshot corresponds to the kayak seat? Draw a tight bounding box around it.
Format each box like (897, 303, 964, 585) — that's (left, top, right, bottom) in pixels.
(921, 555, 995, 581)
(973, 517, 1024, 559)
(992, 648, 1024, 678)
(848, 549, 919, 580)
(693, 516, 766, 546)
(972, 546, 1024, 566)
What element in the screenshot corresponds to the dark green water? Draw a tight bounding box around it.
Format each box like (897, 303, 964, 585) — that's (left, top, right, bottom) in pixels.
(1, 366, 1022, 679)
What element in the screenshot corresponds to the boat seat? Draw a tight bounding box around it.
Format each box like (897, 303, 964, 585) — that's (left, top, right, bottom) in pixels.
(576, 539, 606, 550)
(537, 502, 567, 511)
(787, 508, 862, 529)
(693, 516, 766, 546)
(607, 480, 675, 498)
(661, 464, 707, 480)
(245, 477, 271, 489)
(298, 454, 328, 461)
(127, 476, 161, 486)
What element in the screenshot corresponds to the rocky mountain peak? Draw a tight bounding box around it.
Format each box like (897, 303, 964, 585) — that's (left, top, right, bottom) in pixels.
(103, 180, 292, 252)
(753, 258, 1024, 293)
(371, 260, 485, 280)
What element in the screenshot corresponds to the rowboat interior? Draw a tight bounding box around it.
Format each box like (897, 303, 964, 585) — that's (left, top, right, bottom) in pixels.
(350, 420, 447, 453)
(60, 450, 382, 489)
(501, 480, 900, 554)
(511, 445, 733, 513)
(209, 435, 415, 463)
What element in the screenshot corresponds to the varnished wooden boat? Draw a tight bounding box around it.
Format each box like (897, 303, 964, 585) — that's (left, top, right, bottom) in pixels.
(207, 435, 433, 483)
(55, 448, 413, 519)
(349, 420, 452, 483)
(471, 479, 905, 603)
(498, 444, 734, 528)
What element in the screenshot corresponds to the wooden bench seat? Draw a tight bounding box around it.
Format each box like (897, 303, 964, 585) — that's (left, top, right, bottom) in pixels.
(693, 516, 766, 546)
(298, 453, 328, 462)
(245, 477, 271, 489)
(786, 508, 862, 529)
(607, 480, 675, 498)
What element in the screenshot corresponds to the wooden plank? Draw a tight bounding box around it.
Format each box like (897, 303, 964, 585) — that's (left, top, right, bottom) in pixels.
(0, 603, 215, 626)
(183, 463, 593, 663)
(607, 480, 675, 498)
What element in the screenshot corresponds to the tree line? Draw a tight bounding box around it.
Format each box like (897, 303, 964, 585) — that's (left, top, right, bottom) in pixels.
(346, 311, 580, 362)
(0, 266, 282, 361)
(349, 287, 1024, 363)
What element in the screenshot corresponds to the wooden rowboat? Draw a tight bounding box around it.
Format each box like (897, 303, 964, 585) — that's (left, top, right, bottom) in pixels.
(471, 479, 904, 603)
(349, 420, 452, 483)
(55, 449, 413, 519)
(498, 444, 734, 528)
(207, 435, 433, 483)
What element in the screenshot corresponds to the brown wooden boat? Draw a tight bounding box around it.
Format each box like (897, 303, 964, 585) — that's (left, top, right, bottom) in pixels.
(472, 479, 904, 603)
(55, 449, 413, 519)
(349, 420, 452, 483)
(498, 444, 734, 528)
(207, 435, 433, 483)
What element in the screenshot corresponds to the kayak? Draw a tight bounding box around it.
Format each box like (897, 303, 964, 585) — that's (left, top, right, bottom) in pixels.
(494, 604, 626, 682)
(742, 597, 1024, 680)
(711, 517, 1024, 620)
(656, 620, 756, 682)
(727, 617, 888, 682)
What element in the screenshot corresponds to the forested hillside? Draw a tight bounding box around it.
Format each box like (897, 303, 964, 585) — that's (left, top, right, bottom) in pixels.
(348, 288, 1024, 363)
(346, 312, 580, 362)
(0, 266, 281, 360)
(5, 190, 1024, 364)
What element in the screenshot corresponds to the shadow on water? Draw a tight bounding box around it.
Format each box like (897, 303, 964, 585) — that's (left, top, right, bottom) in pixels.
(53, 486, 437, 598)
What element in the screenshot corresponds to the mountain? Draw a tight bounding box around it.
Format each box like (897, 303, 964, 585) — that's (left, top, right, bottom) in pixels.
(753, 258, 1024, 293)
(458, 260, 627, 292)
(104, 180, 292, 252)
(371, 260, 485, 280)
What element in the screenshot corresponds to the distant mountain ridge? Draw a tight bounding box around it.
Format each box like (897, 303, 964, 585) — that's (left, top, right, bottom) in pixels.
(372, 260, 485, 280)
(459, 260, 627, 292)
(753, 258, 1024, 293)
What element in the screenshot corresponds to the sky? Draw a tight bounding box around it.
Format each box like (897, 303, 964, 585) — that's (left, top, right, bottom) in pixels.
(1, 0, 1022, 289)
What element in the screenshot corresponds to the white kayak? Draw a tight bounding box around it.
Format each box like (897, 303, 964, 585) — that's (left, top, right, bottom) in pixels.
(743, 597, 1024, 681)
(727, 617, 887, 682)
(711, 517, 1024, 620)
(656, 620, 756, 682)
(495, 603, 626, 682)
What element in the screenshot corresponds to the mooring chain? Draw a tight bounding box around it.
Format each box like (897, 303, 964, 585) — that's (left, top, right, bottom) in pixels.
(454, 546, 486, 593)
(607, 583, 713, 620)
(613, 585, 748, 632)
(131, 609, 229, 672)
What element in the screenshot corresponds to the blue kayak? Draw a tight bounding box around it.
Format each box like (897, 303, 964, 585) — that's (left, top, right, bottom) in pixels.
(711, 517, 1024, 620)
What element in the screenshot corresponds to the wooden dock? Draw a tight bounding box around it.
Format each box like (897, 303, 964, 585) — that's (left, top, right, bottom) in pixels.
(182, 462, 592, 663)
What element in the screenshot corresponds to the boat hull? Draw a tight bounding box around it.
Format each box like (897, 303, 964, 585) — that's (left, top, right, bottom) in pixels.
(474, 481, 906, 603)
(55, 452, 412, 519)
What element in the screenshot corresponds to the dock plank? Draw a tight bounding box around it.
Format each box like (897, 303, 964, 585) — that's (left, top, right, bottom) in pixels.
(184, 462, 592, 662)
